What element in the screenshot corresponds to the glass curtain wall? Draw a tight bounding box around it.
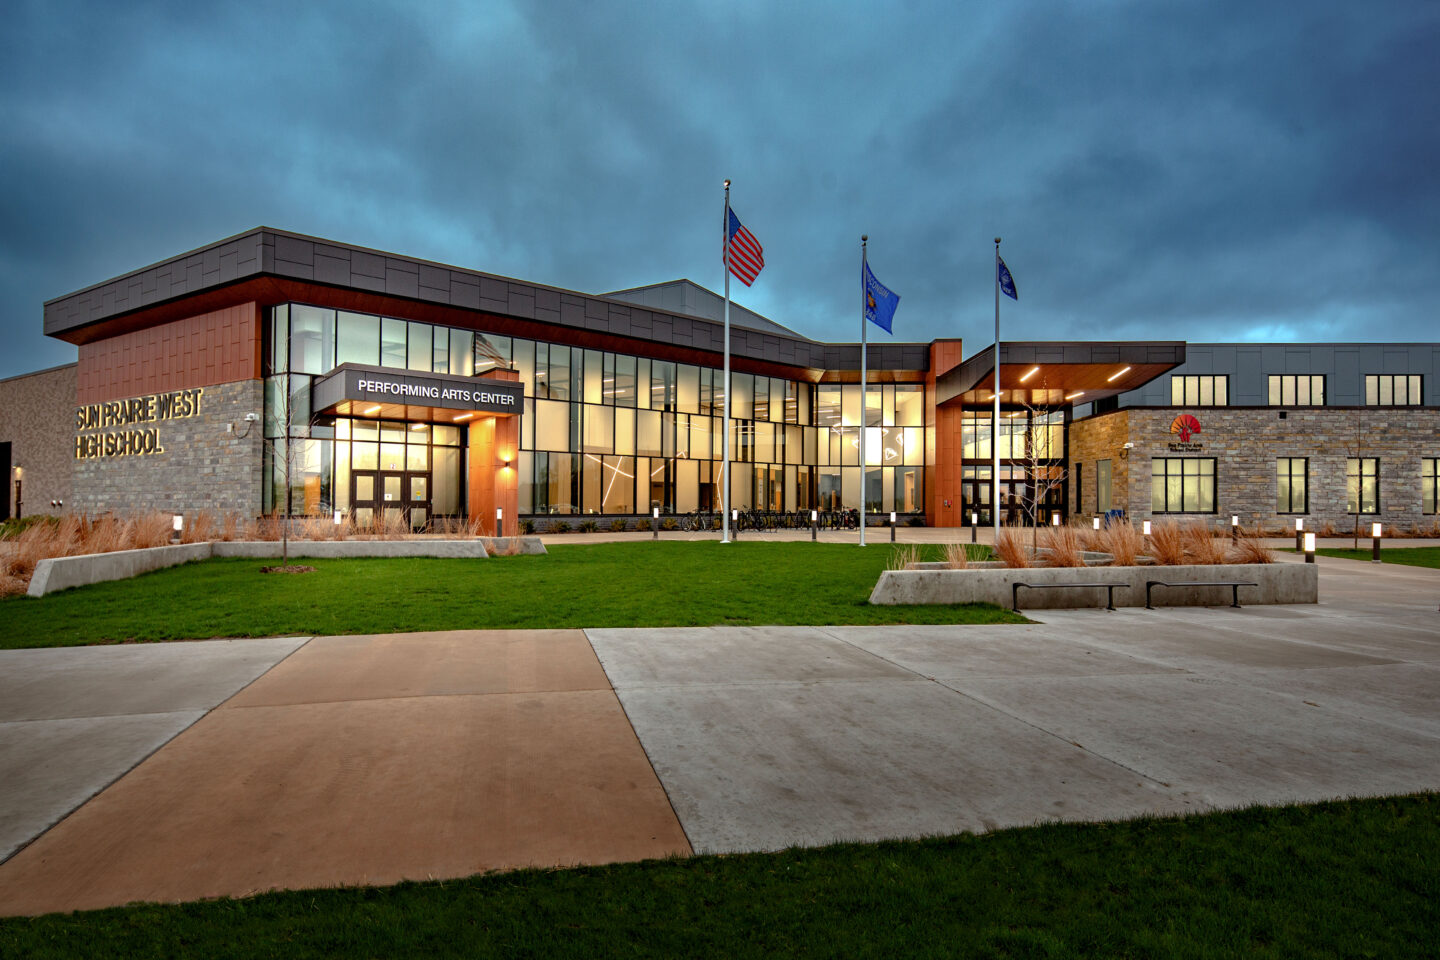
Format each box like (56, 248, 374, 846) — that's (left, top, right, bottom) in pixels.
(960, 407, 1068, 525)
(264, 303, 927, 519)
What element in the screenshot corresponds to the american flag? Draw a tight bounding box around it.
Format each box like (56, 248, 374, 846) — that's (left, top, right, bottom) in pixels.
(725, 208, 764, 286)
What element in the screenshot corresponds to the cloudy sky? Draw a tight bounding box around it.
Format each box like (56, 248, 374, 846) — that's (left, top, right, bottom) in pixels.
(2, 0, 1437, 380)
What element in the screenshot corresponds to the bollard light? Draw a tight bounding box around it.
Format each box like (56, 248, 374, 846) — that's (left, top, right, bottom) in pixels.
(652, 506, 660, 539)
(1295, 517, 1305, 551)
(1231, 514, 1239, 542)
(1092, 516, 1100, 530)
(971, 511, 978, 544)
(172, 514, 183, 532)
(811, 509, 818, 542)
(1143, 520, 1151, 536)
(890, 511, 897, 543)
(1371, 521, 1382, 563)
(1304, 531, 1316, 563)
(732, 509, 737, 521)
(1051, 513, 1060, 526)
(496, 507, 504, 537)
(333, 510, 342, 525)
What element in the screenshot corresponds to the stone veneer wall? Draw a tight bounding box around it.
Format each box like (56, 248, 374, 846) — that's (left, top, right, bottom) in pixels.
(1070, 407, 1440, 531)
(72, 379, 264, 518)
(0, 363, 77, 517)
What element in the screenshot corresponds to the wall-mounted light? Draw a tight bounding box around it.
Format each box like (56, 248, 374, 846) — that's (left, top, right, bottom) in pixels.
(364, 405, 381, 416)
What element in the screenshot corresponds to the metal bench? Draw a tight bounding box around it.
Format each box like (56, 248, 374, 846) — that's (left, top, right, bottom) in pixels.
(1012, 581, 1123, 612)
(1145, 579, 1258, 610)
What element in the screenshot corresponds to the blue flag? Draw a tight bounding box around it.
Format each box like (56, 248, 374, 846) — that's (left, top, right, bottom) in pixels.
(863, 260, 900, 333)
(998, 256, 1017, 300)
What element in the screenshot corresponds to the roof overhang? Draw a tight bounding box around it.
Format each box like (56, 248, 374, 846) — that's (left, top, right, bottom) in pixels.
(937, 341, 1185, 408)
(312, 363, 523, 424)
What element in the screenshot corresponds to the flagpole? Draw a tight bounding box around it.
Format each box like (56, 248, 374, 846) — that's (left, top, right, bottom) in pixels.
(721, 181, 732, 545)
(993, 237, 1001, 547)
(859, 236, 868, 547)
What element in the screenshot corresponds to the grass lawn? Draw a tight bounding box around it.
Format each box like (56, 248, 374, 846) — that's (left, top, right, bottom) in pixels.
(1, 794, 1435, 958)
(0, 541, 1018, 647)
(1310, 545, 1440, 569)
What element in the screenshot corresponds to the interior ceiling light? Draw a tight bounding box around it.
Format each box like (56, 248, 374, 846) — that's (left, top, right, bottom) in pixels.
(410, 422, 427, 430)
(1018, 366, 1040, 383)
(1107, 366, 1132, 382)
(453, 412, 475, 421)
(1065, 391, 1085, 400)
(364, 405, 381, 416)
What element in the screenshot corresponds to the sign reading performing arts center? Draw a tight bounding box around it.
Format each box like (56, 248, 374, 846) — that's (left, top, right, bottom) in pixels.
(312, 363, 524, 416)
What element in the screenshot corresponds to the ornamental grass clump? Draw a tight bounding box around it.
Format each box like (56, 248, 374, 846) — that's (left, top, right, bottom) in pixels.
(1230, 533, 1275, 564)
(1180, 522, 1228, 565)
(942, 542, 970, 570)
(1039, 525, 1084, 567)
(995, 529, 1030, 568)
(1148, 519, 1187, 566)
(1100, 522, 1144, 566)
(1077, 522, 1106, 553)
(888, 543, 923, 571)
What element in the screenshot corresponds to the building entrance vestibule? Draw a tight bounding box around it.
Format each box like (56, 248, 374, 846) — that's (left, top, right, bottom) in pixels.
(351, 470, 430, 530)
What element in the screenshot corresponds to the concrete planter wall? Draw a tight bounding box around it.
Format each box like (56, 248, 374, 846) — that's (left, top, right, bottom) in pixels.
(869, 562, 1318, 609)
(26, 537, 546, 597)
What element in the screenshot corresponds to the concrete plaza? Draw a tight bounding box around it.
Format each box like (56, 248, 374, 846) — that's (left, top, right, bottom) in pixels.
(0, 553, 1435, 915)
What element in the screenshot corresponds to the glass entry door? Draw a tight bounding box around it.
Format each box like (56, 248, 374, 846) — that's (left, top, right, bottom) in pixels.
(351, 470, 431, 531)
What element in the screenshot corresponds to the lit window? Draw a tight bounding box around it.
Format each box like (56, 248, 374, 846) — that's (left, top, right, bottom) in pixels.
(1151, 458, 1216, 513)
(1267, 375, 1325, 406)
(1346, 458, 1379, 514)
(1422, 459, 1438, 515)
(1276, 458, 1308, 514)
(1170, 375, 1229, 406)
(1364, 374, 1422, 406)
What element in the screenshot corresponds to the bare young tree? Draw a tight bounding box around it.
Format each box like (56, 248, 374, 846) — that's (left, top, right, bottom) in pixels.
(263, 374, 308, 567)
(1015, 388, 1068, 552)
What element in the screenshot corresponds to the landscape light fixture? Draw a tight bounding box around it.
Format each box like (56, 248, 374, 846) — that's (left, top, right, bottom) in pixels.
(1093, 517, 1101, 530)
(1143, 520, 1152, 536)
(1371, 522, 1383, 563)
(1051, 513, 1061, 526)
(1107, 366, 1131, 382)
(171, 514, 183, 544)
(970, 510, 978, 543)
(890, 512, 897, 543)
(811, 509, 818, 541)
(1231, 515, 1239, 541)
(1295, 517, 1305, 551)
(333, 511, 342, 525)
(1304, 531, 1316, 563)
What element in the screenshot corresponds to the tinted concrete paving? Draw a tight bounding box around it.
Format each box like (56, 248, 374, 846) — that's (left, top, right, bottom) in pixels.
(0, 630, 689, 917)
(589, 557, 1438, 854)
(0, 637, 307, 864)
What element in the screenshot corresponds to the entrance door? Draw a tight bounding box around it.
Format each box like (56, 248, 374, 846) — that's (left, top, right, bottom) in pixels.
(352, 470, 431, 531)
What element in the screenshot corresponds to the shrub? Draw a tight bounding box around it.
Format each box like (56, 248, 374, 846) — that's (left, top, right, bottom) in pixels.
(906, 517, 926, 527)
(1100, 523, 1144, 566)
(609, 518, 628, 532)
(942, 542, 969, 570)
(579, 519, 599, 533)
(660, 517, 678, 531)
(995, 529, 1030, 568)
(1039, 526, 1084, 567)
(1148, 520, 1187, 565)
(520, 519, 535, 535)
(550, 520, 571, 534)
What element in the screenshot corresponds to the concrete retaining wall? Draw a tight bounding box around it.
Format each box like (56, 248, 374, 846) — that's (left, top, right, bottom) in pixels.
(28, 543, 214, 597)
(211, 541, 492, 560)
(26, 538, 520, 597)
(476, 536, 547, 556)
(869, 562, 1318, 609)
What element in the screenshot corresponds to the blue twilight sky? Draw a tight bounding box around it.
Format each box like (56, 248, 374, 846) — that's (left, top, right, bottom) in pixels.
(2, 0, 1438, 381)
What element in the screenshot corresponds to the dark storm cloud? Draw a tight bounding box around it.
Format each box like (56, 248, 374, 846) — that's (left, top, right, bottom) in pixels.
(1, 0, 1436, 380)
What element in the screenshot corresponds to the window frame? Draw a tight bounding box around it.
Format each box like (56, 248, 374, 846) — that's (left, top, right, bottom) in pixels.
(1345, 457, 1380, 515)
(1275, 457, 1308, 514)
(1150, 457, 1217, 514)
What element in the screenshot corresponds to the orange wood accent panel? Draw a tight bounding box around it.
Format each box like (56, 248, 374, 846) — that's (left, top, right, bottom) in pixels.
(467, 416, 519, 536)
(77, 303, 262, 404)
(926, 339, 964, 527)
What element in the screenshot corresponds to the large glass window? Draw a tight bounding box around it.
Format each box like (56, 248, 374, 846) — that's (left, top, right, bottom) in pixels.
(1365, 375, 1422, 406)
(1171, 375, 1228, 406)
(1268, 374, 1325, 406)
(1151, 458, 1216, 513)
(1276, 458, 1308, 514)
(1346, 458, 1379, 514)
(336, 312, 379, 367)
(1424, 459, 1438, 515)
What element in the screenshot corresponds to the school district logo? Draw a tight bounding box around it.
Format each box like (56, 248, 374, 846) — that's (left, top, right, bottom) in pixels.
(1170, 413, 1202, 443)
